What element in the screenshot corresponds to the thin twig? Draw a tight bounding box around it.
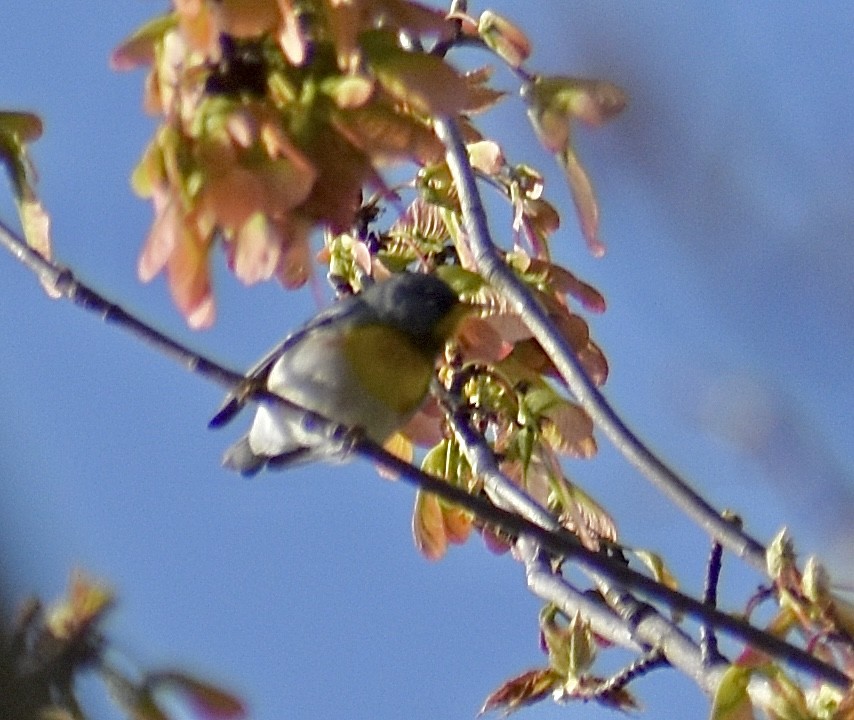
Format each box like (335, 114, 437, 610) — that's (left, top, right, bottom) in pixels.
(432, 115, 768, 571)
(580, 649, 668, 702)
(0, 218, 848, 690)
(701, 539, 725, 664)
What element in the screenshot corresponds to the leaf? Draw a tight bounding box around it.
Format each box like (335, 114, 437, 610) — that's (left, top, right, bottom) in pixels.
(110, 13, 177, 70)
(376, 0, 453, 38)
(231, 212, 282, 285)
(104, 671, 168, 720)
(276, 214, 312, 289)
(576, 341, 609, 386)
(709, 667, 757, 720)
(442, 504, 473, 545)
(562, 612, 596, 676)
(554, 480, 617, 544)
(479, 668, 561, 716)
(467, 140, 505, 175)
(0, 110, 43, 143)
(46, 570, 114, 641)
(412, 490, 448, 560)
(478, 11, 531, 69)
(331, 104, 444, 165)
(523, 76, 624, 256)
(213, 0, 280, 39)
(321, 74, 376, 109)
(361, 30, 493, 116)
(20, 197, 59, 297)
(376, 431, 414, 479)
(299, 127, 370, 231)
(166, 226, 215, 329)
(540, 400, 596, 459)
(150, 671, 246, 719)
(766, 527, 796, 582)
(0, 111, 56, 290)
(559, 146, 604, 257)
(526, 260, 606, 313)
(387, 197, 449, 256)
(556, 674, 641, 711)
(523, 76, 626, 134)
(133, 693, 171, 720)
(632, 550, 680, 591)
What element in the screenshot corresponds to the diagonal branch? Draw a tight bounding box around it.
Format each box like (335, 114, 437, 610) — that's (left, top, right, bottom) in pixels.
(432, 115, 768, 572)
(445, 399, 727, 697)
(0, 217, 848, 691)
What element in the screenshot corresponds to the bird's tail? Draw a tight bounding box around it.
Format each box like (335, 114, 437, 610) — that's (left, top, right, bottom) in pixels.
(222, 436, 267, 477)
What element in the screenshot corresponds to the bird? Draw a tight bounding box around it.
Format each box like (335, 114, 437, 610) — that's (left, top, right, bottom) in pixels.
(210, 272, 468, 475)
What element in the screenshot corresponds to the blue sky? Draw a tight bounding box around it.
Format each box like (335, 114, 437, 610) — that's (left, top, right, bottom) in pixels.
(1, 3, 852, 720)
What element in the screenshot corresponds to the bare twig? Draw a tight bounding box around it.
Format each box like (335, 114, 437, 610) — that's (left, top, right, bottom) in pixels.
(432, 115, 768, 571)
(701, 539, 725, 664)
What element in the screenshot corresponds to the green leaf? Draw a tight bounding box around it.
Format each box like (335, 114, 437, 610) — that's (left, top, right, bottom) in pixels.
(709, 666, 756, 720)
(632, 549, 679, 591)
(766, 527, 795, 581)
(0, 111, 41, 199)
(478, 11, 531, 69)
(0, 110, 43, 143)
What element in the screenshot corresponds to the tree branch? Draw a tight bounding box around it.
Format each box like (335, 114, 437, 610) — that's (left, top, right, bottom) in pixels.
(432, 115, 768, 572)
(0, 217, 848, 691)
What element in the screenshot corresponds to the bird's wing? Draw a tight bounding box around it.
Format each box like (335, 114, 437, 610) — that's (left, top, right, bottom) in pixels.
(208, 295, 366, 429)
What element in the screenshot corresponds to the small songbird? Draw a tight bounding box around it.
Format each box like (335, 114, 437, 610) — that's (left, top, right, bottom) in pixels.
(210, 272, 468, 475)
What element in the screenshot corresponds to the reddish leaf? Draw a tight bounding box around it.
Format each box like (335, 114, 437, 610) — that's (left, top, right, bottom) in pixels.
(231, 212, 282, 285)
(480, 526, 512, 555)
(576, 342, 609, 386)
(110, 14, 176, 70)
(479, 668, 560, 716)
(331, 104, 444, 165)
(166, 225, 215, 329)
(559, 147, 603, 257)
(138, 191, 181, 282)
(276, 216, 313, 289)
(442, 504, 473, 545)
(361, 30, 494, 116)
(151, 671, 246, 719)
(375, 0, 453, 38)
(541, 400, 596, 459)
(214, 0, 280, 38)
(527, 260, 606, 313)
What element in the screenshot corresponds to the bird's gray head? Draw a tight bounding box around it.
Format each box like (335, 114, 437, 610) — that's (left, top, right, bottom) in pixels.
(363, 273, 463, 350)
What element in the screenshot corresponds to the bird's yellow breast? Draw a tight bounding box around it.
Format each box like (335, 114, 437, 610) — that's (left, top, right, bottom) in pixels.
(342, 324, 435, 414)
